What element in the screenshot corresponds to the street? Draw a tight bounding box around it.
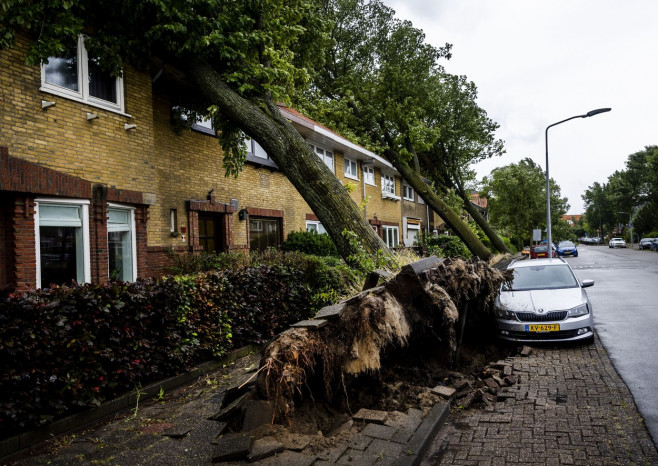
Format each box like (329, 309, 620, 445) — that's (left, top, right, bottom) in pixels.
(568, 244, 658, 446)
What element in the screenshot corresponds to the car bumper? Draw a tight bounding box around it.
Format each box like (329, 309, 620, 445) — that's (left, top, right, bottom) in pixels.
(496, 314, 594, 342)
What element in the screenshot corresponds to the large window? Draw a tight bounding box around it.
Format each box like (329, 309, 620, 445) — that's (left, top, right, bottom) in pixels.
(310, 144, 334, 172)
(344, 158, 358, 179)
(41, 36, 124, 113)
(107, 206, 136, 282)
(382, 174, 396, 195)
(35, 200, 90, 289)
(403, 184, 415, 201)
(244, 137, 269, 160)
(250, 217, 281, 251)
(382, 225, 399, 248)
(364, 166, 376, 186)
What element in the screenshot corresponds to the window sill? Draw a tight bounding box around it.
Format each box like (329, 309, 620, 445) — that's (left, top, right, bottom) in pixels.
(40, 87, 131, 117)
(382, 192, 401, 201)
(403, 197, 415, 202)
(344, 174, 360, 181)
(246, 153, 279, 170)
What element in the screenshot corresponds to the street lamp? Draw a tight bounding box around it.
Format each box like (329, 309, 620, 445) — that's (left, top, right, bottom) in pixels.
(544, 107, 611, 253)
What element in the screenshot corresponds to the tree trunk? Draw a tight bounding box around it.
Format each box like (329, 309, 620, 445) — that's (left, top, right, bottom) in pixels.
(188, 60, 389, 263)
(458, 189, 510, 254)
(384, 150, 492, 261)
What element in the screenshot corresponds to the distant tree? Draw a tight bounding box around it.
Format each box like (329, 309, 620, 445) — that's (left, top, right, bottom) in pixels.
(480, 158, 569, 249)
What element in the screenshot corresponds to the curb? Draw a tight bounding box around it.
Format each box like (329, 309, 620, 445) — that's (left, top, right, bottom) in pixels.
(0, 345, 257, 460)
(394, 401, 451, 466)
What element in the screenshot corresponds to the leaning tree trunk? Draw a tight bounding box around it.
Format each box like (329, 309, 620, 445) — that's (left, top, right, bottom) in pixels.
(188, 60, 390, 264)
(456, 187, 510, 254)
(384, 150, 492, 261)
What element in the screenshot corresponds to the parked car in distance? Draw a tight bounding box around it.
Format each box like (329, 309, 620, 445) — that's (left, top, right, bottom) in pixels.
(651, 239, 658, 251)
(608, 237, 626, 248)
(639, 238, 656, 250)
(530, 244, 557, 259)
(556, 240, 578, 257)
(495, 258, 594, 343)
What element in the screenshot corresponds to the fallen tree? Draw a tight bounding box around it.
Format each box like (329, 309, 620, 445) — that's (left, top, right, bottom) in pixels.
(256, 256, 511, 421)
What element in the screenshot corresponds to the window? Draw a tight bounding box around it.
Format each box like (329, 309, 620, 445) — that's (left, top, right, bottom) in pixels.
(306, 221, 327, 234)
(364, 166, 376, 186)
(344, 158, 358, 179)
(107, 206, 136, 282)
(35, 199, 90, 289)
(382, 226, 399, 248)
(250, 217, 281, 251)
(244, 137, 269, 160)
(403, 184, 415, 201)
(310, 144, 334, 172)
(41, 36, 124, 113)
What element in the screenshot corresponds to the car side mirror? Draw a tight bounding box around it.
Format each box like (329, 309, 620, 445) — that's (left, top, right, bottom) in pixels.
(581, 279, 594, 288)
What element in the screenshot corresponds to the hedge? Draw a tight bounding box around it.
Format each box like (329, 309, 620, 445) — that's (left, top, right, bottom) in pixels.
(0, 255, 350, 437)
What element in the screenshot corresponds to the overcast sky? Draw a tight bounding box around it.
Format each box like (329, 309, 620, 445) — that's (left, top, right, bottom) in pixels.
(383, 0, 658, 213)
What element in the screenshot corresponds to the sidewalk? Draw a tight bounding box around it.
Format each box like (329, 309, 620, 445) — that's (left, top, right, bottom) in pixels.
(8, 333, 658, 465)
(421, 334, 658, 464)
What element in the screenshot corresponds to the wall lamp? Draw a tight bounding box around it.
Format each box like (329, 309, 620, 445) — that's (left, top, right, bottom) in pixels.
(86, 112, 99, 121)
(124, 123, 137, 131)
(41, 100, 56, 109)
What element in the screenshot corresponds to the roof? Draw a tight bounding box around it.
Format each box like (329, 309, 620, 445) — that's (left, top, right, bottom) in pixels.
(277, 105, 394, 170)
(509, 258, 568, 269)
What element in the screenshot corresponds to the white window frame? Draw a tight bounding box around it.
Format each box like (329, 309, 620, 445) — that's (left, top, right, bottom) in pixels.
(40, 36, 126, 114)
(243, 136, 270, 160)
(382, 225, 400, 248)
(403, 184, 415, 201)
(306, 220, 327, 234)
(344, 158, 359, 180)
(310, 144, 334, 173)
(107, 204, 137, 282)
(34, 198, 91, 289)
(363, 166, 376, 186)
(381, 174, 401, 200)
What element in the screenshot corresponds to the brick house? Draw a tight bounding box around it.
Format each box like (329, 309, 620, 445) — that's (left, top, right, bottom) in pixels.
(0, 34, 438, 292)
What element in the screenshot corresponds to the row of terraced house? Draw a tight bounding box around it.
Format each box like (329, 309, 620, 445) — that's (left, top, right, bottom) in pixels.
(0, 34, 447, 292)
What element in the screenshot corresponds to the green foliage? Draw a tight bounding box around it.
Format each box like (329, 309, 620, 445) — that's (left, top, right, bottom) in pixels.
(481, 158, 569, 248)
(0, 249, 360, 436)
(415, 234, 471, 259)
(342, 229, 398, 274)
(281, 230, 340, 257)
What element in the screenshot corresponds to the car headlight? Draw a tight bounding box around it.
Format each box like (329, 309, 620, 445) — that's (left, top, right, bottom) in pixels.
(495, 306, 517, 320)
(567, 303, 589, 317)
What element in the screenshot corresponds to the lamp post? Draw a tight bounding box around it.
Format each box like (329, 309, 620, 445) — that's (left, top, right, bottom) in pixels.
(545, 108, 611, 253)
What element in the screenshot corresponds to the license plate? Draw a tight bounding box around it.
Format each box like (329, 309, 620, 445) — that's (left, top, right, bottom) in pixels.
(526, 324, 560, 332)
(563, 251, 572, 255)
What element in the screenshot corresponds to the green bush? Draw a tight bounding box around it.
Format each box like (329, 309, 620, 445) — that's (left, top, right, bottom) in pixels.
(281, 230, 340, 257)
(416, 234, 472, 259)
(0, 250, 359, 437)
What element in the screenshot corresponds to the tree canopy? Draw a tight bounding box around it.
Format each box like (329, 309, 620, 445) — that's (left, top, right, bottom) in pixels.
(480, 158, 569, 248)
(0, 0, 391, 263)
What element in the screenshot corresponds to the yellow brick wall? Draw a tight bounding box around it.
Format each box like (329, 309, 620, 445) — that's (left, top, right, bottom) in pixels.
(0, 35, 156, 195)
(151, 92, 312, 248)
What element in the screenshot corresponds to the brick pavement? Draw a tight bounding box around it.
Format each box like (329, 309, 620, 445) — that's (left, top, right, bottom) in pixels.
(421, 335, 658, 465)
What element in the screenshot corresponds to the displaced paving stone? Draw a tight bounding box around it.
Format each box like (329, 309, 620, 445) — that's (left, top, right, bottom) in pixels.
(483, 378, 499, 394)
(316, 444, 349, 463)
(291, 319, 328, 329)
(504, 375, 517, 386)
(520, 345, 533, 357)
(279, 433, 314, 451)
(161, 422, 193, 438)
(314, 303, 346, 320)
(456, 391, 478, 409)
(209, 391, 250, 422)
(361, 423, 398, 441)
(211, 433, 253, 462)
(431, 385, 456, 398)
(247, 436, 284, 462)
(353, 408, 388, 425)
(241, 399, 274, 432)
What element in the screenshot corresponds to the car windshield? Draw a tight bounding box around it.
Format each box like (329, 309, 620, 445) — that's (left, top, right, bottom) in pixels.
(504, 264, 579, 291)
(533, 246, 548, 252)
(558, 241, 575, 248)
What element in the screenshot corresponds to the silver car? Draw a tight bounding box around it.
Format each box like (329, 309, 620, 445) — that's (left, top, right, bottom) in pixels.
(495, 258, 594, 343)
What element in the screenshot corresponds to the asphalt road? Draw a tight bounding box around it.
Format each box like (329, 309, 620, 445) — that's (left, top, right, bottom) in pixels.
(567, 244, 658, 447)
